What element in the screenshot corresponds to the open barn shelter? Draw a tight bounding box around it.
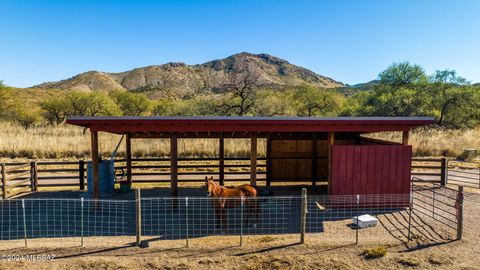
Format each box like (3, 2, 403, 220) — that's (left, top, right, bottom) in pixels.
(66, 116, 435, 199)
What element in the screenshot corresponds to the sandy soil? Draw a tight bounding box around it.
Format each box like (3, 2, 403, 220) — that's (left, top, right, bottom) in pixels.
(0, 195, 479, 270)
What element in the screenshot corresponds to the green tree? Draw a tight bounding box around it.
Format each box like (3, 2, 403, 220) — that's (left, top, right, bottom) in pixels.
(253, 89, 295, 116)
(292, 85, 343, 116)
(152, 99, 176, 116)
(436, 86, 480, 128)
(427, 69, 476, 127)
(0, 83, 15, 119)
(379, 62, 427, 88)
(111, 91, 151, 116)
(41, 96, 71, 124)
(352, 85, 430, 117)
(66, 91, 120, 116)
(41, 91, 120, 123)
(12, 108, 42, 129)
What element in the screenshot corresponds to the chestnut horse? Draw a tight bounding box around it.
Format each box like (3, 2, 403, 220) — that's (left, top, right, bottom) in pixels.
(205, 176, 259, 232)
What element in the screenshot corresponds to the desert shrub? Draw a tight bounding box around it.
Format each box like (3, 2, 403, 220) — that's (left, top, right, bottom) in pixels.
(362, 246, 387, 259)
(397, 257, 421, 267)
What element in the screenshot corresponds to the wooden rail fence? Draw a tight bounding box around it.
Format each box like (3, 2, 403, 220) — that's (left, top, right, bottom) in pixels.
(411, 158, 447, 185)
(1, 157, 446, 198)
(1, 157, 267, 198)
(1, 161, 37, 199)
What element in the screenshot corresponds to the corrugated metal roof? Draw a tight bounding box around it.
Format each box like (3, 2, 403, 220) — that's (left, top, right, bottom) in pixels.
(67, 116, 435, 121)
(66, 116, 436, 134)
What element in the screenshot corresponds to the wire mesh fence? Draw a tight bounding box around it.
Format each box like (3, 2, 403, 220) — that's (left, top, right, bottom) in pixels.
(0, 187, 463, 248)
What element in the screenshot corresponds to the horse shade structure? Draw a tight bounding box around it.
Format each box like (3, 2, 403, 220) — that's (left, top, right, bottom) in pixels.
(66, 116, 435, 205)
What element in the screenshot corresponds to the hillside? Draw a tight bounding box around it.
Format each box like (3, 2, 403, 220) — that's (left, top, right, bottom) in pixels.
(33, 52, 343, 98)
(336, 80, 380, 95)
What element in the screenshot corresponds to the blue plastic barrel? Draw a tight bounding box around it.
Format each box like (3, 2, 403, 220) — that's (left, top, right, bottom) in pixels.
(87, 159, 115, 196)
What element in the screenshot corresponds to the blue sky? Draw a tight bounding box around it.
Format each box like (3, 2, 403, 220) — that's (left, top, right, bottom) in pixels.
(1, 0, 479, 87)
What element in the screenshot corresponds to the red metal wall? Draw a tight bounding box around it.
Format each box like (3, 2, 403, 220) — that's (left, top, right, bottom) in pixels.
(331, 145, 412, 195)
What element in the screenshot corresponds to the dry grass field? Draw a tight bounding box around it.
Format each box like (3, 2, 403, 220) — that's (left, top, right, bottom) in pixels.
(0, 122, 265, 159)
(1, 122, 479, 160)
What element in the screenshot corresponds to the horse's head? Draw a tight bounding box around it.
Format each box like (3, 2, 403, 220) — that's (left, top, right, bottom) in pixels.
(205, 176, 216, 197)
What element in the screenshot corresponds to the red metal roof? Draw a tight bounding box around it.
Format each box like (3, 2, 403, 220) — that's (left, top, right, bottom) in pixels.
(65, 116, 435, 134)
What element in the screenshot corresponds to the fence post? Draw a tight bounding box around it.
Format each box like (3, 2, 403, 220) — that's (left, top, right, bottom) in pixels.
(22, 199, 28, 247)
(440, 158, 447, 186)
(185, 197, 189, 248)
(30, 161, 38, 192)
(136, 189, 142, 246)
(1, 163, 6, 199)
(432, 183, 436, 219)
(300, 188, 307, 244)
(456, 186, 464, 240)
(355, 194, 359, 245)
(80, 197, 84, 247)
(79, 160, 85, 191)
(407, 198, 413, 242)
(240, 197, 244, 246)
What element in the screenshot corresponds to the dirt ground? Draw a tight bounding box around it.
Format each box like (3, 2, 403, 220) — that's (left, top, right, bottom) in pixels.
(0, 193, 479, 270)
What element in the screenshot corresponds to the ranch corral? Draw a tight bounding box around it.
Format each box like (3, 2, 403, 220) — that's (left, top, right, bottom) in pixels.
(0, 183, 462, 244)
(0, 184, 479, 270)
(1, 116, 480, 269)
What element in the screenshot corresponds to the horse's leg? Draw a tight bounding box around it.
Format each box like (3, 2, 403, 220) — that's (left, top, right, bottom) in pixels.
(213, 202, 222, 230)
(243, 198, 249, 226)
(245, 199, 254, 227)
(247, 198, 259, 229)
(245, 200, 252, 226)
(220, 199, 228, 233)
(253, 199, 260, 228)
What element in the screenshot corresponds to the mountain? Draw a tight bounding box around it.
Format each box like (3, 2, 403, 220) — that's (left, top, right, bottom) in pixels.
(33, 52, 343, 99)
(336, 80, 379, 96)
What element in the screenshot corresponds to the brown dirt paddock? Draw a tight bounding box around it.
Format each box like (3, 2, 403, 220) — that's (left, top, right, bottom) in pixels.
(1, 191, 479, 269)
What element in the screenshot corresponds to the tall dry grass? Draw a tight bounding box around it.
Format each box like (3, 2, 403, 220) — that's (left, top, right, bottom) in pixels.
(0, 122, 478, 160)
(367, 127, 480, 157)
(0, 121, 265, 159)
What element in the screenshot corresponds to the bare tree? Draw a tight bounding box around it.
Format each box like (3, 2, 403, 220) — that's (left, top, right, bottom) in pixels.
(215, 64, 263, 116)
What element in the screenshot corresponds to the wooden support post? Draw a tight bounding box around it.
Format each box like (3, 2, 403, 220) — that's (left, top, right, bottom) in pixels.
(126, 133, 132, 183)
(250, 134, 257, 186)
(80, 197, 84, 246)
(219, 134, 225, 186)
(327, 132, 335, 195)
(300, 188, 307, 244)
(440, 158, 447, 186)
(30, 161, 38, 192)
(185, 197, 189, 247)
(456, 186, 464, 240)
(135, 189, 142, 246)
(170, 134, 178, 196)
(1, 163, 6, 199)
(266, 134, 272, 187)
(402, 130, 409, 145)
(22, 199, 27, 247)
(311, 133, 317, 186)
(79, 160, 85, 190)
(90, 131, 100, 199)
